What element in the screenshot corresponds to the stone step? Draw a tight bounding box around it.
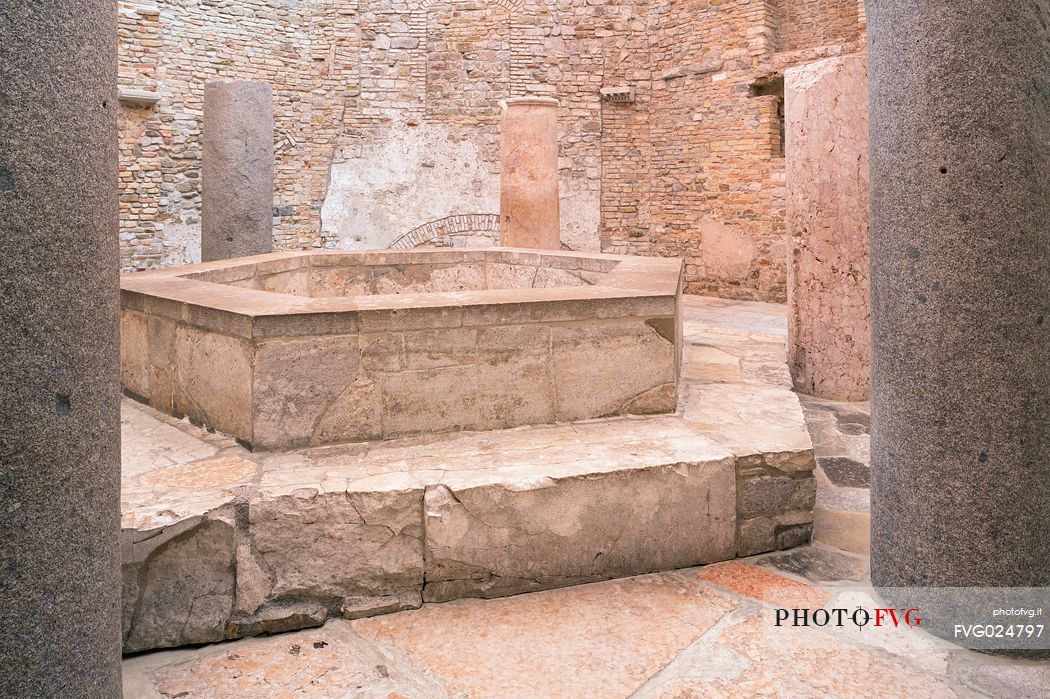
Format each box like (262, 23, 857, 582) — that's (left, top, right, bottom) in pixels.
(121, 401, 815, 654)
(121, 295, 816, 654)
(813, 486, 871, 555)
(797, 394, 872, 556)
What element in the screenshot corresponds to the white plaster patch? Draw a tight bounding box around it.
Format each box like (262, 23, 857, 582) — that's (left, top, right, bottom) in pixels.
(322, 117, 499, 250)
(162, 221, 201, 267)
(560, 176, 601, 251)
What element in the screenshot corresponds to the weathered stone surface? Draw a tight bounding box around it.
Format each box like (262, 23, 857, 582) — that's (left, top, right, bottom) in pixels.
(248, 470, 425, 615)
(868, 1, 1050, 589)
(740, 474, 795, 516)
(786, 55, 871, 401)
(201, 80, 274, 261)
(121, 249, 682, 449)
(499, 97, 561, 249)
(354, 575, 737, 698)
(422, 419, 737, 601)
(121, 444, 257, 653)
(252, 334, 366, 449)
(754, 545, 867, 583)
(122, 620, 449, 699)
(684, 383, 812, 458)
(172, 325, 254, 440)
(736, 517, 777, 557)
(551, 318, 677, 420)
(123, 512, 237, 653)
(0, 2, 122, 694)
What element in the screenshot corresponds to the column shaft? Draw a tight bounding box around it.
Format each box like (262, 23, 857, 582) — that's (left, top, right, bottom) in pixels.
(499, 97, 561, 249)
(202, 80, 274, 261)
(867, 0, 1049, 586)
(0, 1, 123, 694)
(786, 55, 871, 401)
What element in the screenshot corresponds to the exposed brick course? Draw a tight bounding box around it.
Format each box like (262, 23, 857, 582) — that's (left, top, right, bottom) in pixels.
(118, 0, 864, 301)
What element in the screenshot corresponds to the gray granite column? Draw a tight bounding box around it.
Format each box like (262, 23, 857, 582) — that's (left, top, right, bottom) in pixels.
(202, 80, 274, 261)
(0, 2, 123, 695)
(868, 1, 1049, 587)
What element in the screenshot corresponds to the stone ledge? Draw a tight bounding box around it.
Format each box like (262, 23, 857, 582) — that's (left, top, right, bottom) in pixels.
(121, 404, 806, 653)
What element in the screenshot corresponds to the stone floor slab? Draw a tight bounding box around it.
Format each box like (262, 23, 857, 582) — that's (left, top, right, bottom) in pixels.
(351, 573, 737, 698)
(752, 544, 868, 583)
(695, 561, 830, 610)
(122, 620, 447, 699)
(632, 609, 958, 699)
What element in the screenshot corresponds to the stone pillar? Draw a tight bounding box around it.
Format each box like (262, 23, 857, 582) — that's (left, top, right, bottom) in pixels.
(499, 96, 561, 249)
(868, 0, 1049, 589)
(202, 80, 274, 261)
(0, 2, 123, 695)
(786, 55, 871, 401)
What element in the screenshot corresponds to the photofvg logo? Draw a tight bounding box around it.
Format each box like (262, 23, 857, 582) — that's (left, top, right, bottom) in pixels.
(775, 607, 922, 630)
(772, 588, 1050, 651)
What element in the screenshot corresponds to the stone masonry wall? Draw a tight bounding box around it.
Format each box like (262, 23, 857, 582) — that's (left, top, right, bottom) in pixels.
(775, 0, 861, 53)
(118, 0, 864, 301)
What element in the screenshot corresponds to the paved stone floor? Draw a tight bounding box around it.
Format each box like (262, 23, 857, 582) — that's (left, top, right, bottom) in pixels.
(121, 297, 1049, 697)
(124, 543, 1050, 698)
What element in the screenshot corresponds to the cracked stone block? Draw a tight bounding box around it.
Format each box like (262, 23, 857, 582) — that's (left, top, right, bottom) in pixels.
(227, 601, 328, 638)
(122, 511, 237, 653)
(248, 474, 425, 617)
(253, 334, 370, 449)
(234, 542, 272, 616)
(423, 451, 736, 602)
(551, 318, 677, 420)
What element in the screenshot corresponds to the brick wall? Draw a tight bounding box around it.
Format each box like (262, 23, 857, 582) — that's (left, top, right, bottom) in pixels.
(776, 0, 861, 52)
(117, 0, 865, 301)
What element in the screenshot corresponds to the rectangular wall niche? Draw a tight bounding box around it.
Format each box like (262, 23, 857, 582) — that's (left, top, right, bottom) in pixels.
(750, 75, 785, 159)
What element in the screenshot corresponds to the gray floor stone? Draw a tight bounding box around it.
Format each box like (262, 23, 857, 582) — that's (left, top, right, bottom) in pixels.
(753, 544, 867, 583)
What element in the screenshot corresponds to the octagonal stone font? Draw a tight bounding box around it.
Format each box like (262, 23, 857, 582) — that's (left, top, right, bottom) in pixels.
(120, 248, 683, 450)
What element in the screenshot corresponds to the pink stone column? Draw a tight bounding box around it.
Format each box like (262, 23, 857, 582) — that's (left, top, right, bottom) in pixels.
(499, 96, 560, 249)
(786, 55, 871, 401)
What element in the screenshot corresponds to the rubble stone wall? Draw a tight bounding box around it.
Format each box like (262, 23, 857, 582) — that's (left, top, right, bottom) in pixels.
(118, 0, 865, 301)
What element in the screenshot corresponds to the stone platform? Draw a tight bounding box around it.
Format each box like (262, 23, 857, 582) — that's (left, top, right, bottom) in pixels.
(121, 296, 816, 653)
